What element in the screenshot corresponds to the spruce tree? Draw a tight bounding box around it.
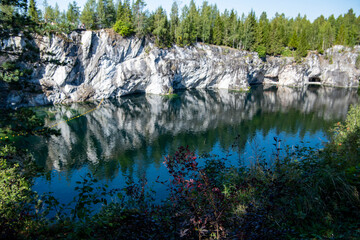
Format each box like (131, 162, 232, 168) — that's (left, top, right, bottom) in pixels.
(222, 9, 231, 46)
(213, 12, 223, 45)
(97, 0, 106, 28)
(336, 24, 348, 45)
(153, 7, 169, 47)
(199, 1, 212, 43)
(176, 5, 189, 46)
(170, 1, 179, 43)
(296, 30, 309, 59)
(288, 31, 298, 50)
(243, 10, 256, 51)
(254, 12, 269, 54)
(228, 9, 238, 48)
(105, 0, 116, 27)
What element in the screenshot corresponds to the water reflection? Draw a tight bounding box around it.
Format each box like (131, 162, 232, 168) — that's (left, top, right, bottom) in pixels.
(24, 85, 358, 181)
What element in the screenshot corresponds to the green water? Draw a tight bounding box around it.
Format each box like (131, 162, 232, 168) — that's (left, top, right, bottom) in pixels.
(18, 85, 358, 203)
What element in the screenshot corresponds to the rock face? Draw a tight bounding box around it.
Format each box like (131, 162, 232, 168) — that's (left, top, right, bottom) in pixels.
(0, 30, 359, 108)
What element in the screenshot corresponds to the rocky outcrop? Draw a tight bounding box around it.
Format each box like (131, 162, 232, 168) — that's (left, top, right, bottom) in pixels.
(1, 30, 359, 108)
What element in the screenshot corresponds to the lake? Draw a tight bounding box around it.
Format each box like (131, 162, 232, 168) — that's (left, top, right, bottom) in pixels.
(19, 85, 359, 205)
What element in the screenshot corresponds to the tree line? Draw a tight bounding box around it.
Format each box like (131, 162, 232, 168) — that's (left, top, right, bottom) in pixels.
(2, 0, 360, 58)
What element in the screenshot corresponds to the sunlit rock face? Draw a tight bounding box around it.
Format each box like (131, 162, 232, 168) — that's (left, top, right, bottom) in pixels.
(0, 30, 359, 108)
(26, 86, 358, 172)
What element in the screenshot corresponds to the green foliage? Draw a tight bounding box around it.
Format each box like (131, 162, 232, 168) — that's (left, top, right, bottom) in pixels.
(255, 45, 267, 58)
(80, 0, 97, 29)
(132, 0, 147, 36)
(0, 61, 33, 83)
(213, 12, 224, 45)
(281, 47, 293, 57)
(288, 31, 299, 50)
(0, 101, 359, 239)
(2, 0, 359, 56)
(243, 10, 257, 51)
(66, 1, 80, 27)
(28, 0, 39, 22)
(169, 1, 179, 43)
(330, 105, 360, 160)
(96, 0, 116, 28)
(113, 19, 134, 37)
(152, 7, 169, 48)
(0, 158, 33, 237)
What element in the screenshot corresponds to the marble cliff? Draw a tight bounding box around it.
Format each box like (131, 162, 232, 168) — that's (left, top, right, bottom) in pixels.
(0, 29, 359, 108)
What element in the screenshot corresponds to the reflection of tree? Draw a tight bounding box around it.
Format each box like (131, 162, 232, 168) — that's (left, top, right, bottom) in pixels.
(20, 86, 359, 180)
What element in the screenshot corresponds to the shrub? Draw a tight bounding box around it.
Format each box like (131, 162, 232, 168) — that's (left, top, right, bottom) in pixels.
(281, 47, 293, 57)
(256, 45, 267, 59)
(113, 20, 134, 37)
(0, 157, 35, 238)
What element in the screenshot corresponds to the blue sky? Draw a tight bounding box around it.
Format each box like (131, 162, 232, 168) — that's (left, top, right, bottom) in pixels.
(45, 0, 360, 21)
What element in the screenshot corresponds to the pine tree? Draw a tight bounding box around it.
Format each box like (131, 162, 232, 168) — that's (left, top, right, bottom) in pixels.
(43, 1, 54, 23)
(66, 1, 80, 27)
(80, 0, 97, 29)
(53, 3, 61, 23)
(28, 0, 39, 22)
(132, 0, 146, 36)
(116, 0, 123, 21)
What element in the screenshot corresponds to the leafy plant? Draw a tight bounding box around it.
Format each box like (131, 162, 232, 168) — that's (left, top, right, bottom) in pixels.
(256, 45, 267, 59)
(0, 158, 37, 238)
(113, 20, 134, 37)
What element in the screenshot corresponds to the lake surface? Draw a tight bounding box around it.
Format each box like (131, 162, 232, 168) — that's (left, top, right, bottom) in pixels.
(20, 85, 359, 205)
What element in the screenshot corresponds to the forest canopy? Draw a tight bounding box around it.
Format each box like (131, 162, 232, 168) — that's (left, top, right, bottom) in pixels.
(1, 0, 359, 56)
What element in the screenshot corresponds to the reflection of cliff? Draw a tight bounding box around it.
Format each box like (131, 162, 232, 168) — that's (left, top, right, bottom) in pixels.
(25, 86, 358, 178)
